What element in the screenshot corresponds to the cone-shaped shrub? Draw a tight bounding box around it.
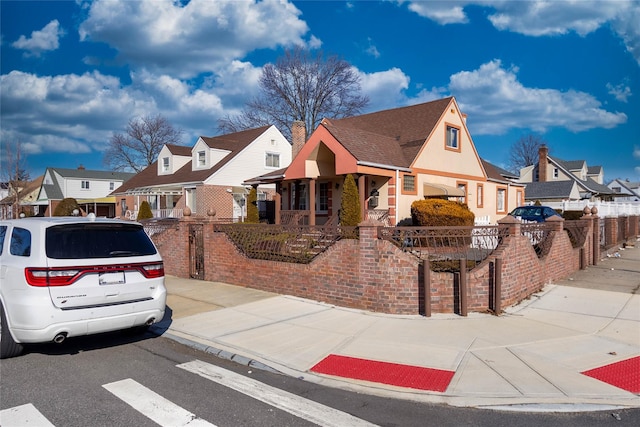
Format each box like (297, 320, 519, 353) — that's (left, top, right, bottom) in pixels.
(340, 174, 361, 226)
(137, 200, 154, 220)
(411, 198, 475, 226)
(246, 187, 259, 223)
(53, 198, 81, 216)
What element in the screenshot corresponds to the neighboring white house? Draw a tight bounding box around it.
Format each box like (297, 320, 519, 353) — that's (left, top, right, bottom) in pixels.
(112, 125, 292, 222)
(608, 178, 640, 202)
(34, 166, 135, 217)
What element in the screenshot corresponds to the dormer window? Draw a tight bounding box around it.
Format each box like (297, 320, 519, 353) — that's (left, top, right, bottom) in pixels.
(197, 151, 206, 167)
(162, 157, 170, 172)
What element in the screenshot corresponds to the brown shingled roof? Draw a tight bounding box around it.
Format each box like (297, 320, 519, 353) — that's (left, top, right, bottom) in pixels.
(113, 126, 271, 194)
(324, 97, 453, 167)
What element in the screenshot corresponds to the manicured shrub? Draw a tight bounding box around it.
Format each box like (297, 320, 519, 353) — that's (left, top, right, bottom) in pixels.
(340, 174, 361, 226)
(246, 187, 259, 223)
(137, 201, 154, 220)
(53, 198, 81, 216)
(411, 198, 475, 226)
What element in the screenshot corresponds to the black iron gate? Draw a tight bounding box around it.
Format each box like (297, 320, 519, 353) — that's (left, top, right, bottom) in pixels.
(189, 223, 204, 279)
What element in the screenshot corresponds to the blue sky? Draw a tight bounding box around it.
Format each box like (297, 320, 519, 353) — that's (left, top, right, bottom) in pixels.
(1, 0, 639, 183)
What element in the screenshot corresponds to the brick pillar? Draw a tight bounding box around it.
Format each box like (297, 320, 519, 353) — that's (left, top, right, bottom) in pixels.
(497, 213, 521, 237)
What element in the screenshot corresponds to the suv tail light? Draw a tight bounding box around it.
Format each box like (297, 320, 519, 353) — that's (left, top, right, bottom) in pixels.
(25, 262, 164, 287)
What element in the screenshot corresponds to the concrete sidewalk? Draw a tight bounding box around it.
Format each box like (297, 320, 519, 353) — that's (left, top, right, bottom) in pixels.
(153, 242, 640, 411)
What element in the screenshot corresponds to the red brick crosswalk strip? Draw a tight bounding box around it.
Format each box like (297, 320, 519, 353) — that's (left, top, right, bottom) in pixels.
(311, 354, 455, 392)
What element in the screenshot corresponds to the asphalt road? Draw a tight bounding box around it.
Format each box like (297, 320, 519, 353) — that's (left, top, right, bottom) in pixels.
(1, 330, 639, 427)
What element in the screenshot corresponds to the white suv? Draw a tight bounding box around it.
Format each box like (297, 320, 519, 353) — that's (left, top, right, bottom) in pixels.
(0, 215, 167, 358)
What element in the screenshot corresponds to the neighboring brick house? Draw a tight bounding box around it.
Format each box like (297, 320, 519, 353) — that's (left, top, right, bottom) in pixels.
(519, 145, 615, 203)
(34, 167, 135, 217)
(247, 96, 524, 225)
(0, 176, 43, 219)
(112, 125, 292, 221)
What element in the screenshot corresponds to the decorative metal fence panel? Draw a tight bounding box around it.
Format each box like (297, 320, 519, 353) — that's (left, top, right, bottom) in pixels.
(378, 226, 509, 271)
(189, 223, 205, 279)
(214, 223, 358, 264)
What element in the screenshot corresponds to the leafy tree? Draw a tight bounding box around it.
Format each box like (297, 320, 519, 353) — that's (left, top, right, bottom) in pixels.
(508, 134, 546, 173)
(340, 174, 361, 226)
(246, 187, 259, 223)
(218, 46, 369, 140)
(137, 201, 154, 220)
(104, 114, 183, 172)
(53, 198, 81, 216)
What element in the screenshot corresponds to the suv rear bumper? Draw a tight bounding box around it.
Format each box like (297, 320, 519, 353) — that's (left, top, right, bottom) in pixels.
(10, 306, 166, 343)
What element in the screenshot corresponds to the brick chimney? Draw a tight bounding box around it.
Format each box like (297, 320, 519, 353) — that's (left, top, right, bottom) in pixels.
(291, 120, 306, 159)
(538, 145, 548, 182)
(77, 164, 85, 170)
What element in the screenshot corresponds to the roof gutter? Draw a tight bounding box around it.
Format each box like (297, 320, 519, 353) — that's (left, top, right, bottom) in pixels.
(357, 161, 412, 173)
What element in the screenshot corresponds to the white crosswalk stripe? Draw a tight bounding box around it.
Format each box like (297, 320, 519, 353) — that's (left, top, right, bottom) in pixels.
(178, 359, 378, 427)
(2, 360, 377, 427)
(103, 378, 215, 427)
(0, 403, 56, 427)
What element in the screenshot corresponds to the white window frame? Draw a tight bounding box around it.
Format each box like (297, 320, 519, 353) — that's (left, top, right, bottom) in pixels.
(162, 157, 170, 172)
(197, 151, 206, 167)
(265, 152, 280, 168)
(81, 180, 90, 189)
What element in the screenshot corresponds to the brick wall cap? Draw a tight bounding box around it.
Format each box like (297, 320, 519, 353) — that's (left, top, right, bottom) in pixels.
(497, 215, 518, 224)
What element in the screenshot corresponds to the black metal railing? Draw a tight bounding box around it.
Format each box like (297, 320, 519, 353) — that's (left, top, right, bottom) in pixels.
(521, 222, 555, 258)
(378, 225, 509, 271)
(214, 223, 358, 264)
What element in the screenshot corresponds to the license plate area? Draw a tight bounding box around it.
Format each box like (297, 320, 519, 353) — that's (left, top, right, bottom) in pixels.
(99, 271, 125, 285)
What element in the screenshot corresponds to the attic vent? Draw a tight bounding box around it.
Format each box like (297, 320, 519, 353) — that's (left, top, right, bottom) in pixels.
(270, 139, 276, 146)
(450, 108, 455, 114)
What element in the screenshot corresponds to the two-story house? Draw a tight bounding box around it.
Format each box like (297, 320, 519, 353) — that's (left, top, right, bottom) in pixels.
(246, 96, 525, 225)
(112, 125, 292, 221)
(34, 166, 135, 217)
(0, 176, 44, 219)
(607, 178, 640, 202)
(519, 145, 615, 203)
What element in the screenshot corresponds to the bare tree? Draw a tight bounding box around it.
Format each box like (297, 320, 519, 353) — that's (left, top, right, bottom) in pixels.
(103, 114, 183, 172)
(1, 140, 31, 218)
(508, 134, 547, 173)
(218, 46, 369, 140)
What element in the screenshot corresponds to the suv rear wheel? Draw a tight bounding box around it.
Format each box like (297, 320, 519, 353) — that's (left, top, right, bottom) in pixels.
(1, 303, 24, 359)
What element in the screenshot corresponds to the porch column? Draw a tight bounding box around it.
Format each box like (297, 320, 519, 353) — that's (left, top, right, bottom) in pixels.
(275, 184, 281, 225)
(309, 178, 316, 226)
(358, 175, 366, 222)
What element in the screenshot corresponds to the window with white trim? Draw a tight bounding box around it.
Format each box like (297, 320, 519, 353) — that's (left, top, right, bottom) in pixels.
(81, 180, 90, 189)
(197, 151, 206, 167)
(162, 157, 170, 172)
(109, 182, 115, 191)
(265, 152, 280, 168)
(497, 188, 506, 213)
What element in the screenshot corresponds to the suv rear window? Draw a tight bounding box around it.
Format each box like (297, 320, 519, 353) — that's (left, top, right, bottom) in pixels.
(46, 223, 157, 259)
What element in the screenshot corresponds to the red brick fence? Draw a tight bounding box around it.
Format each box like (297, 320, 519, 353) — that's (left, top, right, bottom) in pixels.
(147, 213, 638, 316)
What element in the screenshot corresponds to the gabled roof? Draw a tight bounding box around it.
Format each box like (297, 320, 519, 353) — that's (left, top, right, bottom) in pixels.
(166, 144, 192, 156)
(609, 178, 640, 196)
(481, 159, 519, 183)
(322, 97, 454, 167)
(524, 180, 577, 200)
(0, 176, 44, 205)
(114, 126, 271, 194)
(48, 167, 134, 181)
(545, 156, 612, 196)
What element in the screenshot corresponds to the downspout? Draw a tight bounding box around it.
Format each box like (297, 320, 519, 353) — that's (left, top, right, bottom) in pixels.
(395, 169, 400, 226)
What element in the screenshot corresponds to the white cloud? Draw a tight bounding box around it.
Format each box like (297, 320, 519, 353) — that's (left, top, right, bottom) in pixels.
(634, 145, 640, 159)
(441, 60, 627, 135)
(12, 20, 65, 57)
(78, 0, 314, 79)
(365, 38, 381, 58)
(358, 67, 411, 111)
(403, 1, 640, 65)
(607, 82, 632, 102)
